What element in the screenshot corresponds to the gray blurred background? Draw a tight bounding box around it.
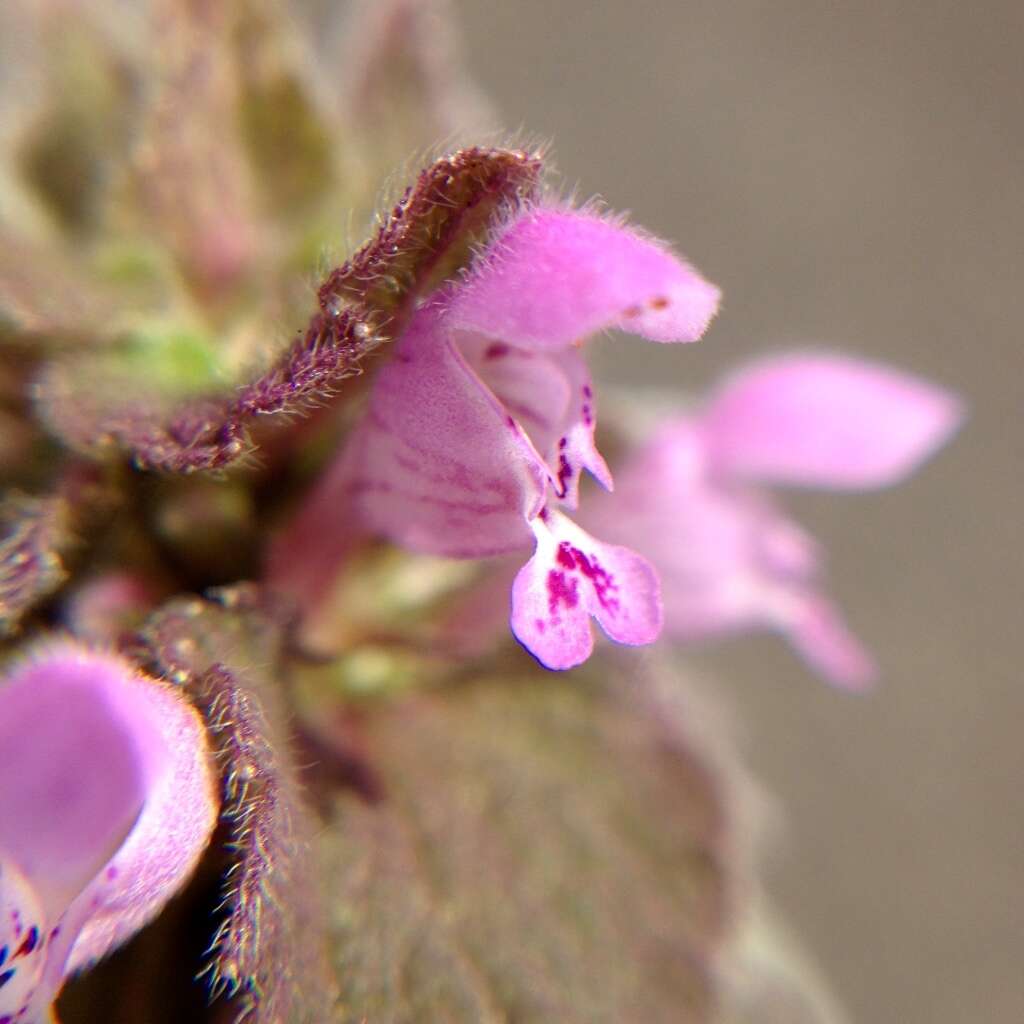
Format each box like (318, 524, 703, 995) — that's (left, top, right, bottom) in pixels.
(454, 2, 1022, 1021)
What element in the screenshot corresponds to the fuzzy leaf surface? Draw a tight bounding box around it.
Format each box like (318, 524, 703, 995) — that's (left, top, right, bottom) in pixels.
(139, 587, 336, 1024)
(326, 670, 733, 1023)
(0, 492, 70, 635)
(0, 467, 112, 635)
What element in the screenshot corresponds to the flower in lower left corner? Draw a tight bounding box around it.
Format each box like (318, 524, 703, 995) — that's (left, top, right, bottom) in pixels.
(0, 641, 218, 1023)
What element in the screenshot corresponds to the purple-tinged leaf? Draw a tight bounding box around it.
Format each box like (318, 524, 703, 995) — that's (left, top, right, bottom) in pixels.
(37, 147, 543, 472)
(0, 465, 117, 635)
(338, 0, 492, 170)
(313, 146, 543, 318)
(232, 3, 336, 219)
(15, 7, 141, 237)
(324, 668, 734, 1023)
(117, 0, 260, 297)
(138, 587, 337, 1024)
(0, 492, 70, 636)
(0, 230, 118, 346)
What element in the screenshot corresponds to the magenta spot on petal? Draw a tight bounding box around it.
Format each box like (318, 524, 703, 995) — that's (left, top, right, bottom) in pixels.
(105, 866, 119, 881)
(484, 342, 510, 359)
(505, 415, 516, 429)
(582, 385, 593, 399)
(555, 451, 573, 497)
(535, 618, 546, 634)
(555, 542, 620, 615)
(547, 569, 579, 616)
(48, 927, 60, 944)
(582, 403, 593, 426)
(13, 927, 37, 959)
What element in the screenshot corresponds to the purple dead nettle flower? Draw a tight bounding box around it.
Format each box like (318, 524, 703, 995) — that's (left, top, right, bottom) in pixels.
(0, 641, 218, 1022)
(585, 354, 963, 687)
(272, 205, 720, 669)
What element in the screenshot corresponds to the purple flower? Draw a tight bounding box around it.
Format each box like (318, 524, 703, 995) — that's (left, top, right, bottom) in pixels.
(0, 641, 218, 1020)
(272, 205, 720, 669)
(586, 353, 963, 687)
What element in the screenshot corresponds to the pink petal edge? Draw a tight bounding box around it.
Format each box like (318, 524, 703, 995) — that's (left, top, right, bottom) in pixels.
(701, 353, 964, 489)
(448, 207, 721, 349)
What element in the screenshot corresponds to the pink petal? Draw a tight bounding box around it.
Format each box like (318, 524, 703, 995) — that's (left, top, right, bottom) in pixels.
(583, 419, 876, 687)
(547, 348, 613, 507)
(0, 647, 149, 914)
(447, 207, 721, 349)
(456, 331, 572, 476)
(64, 670, 218, 973)
(337, 306, 550, 558)
(584, 419, 746, 640)
(511, 509, 663, 670)
(785, 594, 877, 690)
(461, 341, 613, 507)
(626, 483, 767, 641)
(701, 353, 964, 489)
(0, 641, 218, 1016)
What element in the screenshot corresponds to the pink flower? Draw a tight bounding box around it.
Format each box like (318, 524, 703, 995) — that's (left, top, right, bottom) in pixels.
(0, 641, 218, 1021)
(271, 206, 720, 669)
(586, 353, 963, 687)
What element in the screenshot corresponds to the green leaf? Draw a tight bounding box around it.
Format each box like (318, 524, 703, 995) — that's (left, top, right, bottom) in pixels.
(325, 669, 733, 1023)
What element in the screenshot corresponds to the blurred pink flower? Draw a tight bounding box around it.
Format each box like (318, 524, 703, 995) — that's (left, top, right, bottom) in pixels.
(587, 354, 963, 687)
(271, 205, 720, 669)
(0, 642, 218, 1021)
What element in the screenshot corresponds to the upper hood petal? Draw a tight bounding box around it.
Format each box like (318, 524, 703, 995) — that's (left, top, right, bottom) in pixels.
(447, 207, 721, 349)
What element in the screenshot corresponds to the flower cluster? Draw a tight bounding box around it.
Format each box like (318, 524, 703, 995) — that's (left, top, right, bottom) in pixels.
(275, 209, 960, 679)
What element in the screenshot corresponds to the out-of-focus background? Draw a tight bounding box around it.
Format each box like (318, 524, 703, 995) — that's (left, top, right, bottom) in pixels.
(453, 2, 1022, 1022)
